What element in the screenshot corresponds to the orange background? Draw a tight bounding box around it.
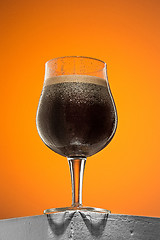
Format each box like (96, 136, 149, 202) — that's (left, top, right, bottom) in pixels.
(0, 0, 160, 219)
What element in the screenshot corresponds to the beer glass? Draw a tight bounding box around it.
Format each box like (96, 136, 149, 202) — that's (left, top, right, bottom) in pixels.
(36, 56, 117, 214)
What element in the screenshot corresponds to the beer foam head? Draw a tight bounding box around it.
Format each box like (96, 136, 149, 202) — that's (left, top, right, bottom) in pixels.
(44, 75, 107, 87)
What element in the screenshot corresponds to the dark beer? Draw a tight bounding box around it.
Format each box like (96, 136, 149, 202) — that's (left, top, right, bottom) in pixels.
(36, 75, 117, 157)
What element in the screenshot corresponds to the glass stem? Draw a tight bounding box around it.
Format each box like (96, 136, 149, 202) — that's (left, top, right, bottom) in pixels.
(68, 157, 86, 207)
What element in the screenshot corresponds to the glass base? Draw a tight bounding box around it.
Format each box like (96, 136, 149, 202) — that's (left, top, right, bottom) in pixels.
(44, 206, 110, 214)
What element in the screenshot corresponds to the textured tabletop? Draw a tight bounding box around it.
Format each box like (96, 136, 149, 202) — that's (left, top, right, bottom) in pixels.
(0, 211, 160, 239)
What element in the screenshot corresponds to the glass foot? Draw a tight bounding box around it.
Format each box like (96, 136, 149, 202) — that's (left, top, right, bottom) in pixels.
(44, 206, 111, 214)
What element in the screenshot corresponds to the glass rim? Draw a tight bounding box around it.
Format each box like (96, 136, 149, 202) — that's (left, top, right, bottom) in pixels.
(45, 56, 107, 67)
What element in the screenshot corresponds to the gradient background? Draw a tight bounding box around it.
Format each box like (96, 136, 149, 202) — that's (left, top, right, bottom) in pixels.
(0, 0, 160, 220)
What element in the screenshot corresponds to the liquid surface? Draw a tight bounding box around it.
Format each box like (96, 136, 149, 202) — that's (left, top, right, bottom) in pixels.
(36, 75, 117, 157)
(44, 75, 107, 87)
